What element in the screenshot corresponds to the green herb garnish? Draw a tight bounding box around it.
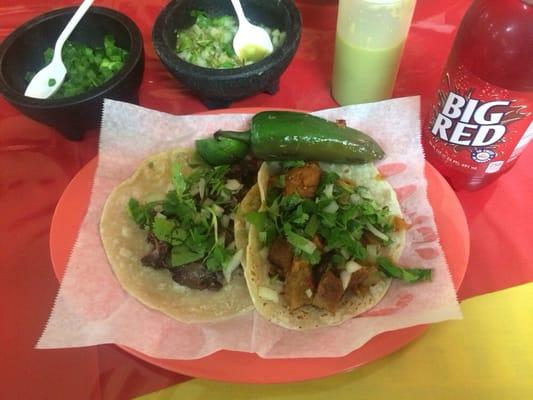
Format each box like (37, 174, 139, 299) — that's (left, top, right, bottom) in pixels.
(26, 35, 129, 98)
(128, 164, 241, 273)
(247, 164, 432, 282)
(250, 168, 395, 266)
(377, 257, 432, 283)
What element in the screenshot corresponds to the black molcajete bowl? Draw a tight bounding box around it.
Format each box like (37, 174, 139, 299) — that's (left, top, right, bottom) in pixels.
(152, 0, 301, 108)
(0, 7, 144, 140)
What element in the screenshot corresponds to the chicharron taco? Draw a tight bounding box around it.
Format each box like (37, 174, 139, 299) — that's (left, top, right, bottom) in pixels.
(100, 148, 260, 322)
(238, 161, 421, 330)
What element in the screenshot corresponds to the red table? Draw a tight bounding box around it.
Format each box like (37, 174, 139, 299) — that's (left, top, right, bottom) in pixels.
(1, 1, 532, 399)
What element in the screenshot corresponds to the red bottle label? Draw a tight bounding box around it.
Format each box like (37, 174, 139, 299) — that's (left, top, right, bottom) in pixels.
(424, 63, 533, 178)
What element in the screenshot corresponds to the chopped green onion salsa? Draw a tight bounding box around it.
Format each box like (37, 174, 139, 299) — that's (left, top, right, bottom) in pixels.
(25, 35, 129, 98)
(176, 10, 286, 69)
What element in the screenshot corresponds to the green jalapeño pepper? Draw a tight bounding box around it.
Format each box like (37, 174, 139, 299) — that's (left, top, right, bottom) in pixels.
(195, 136, 249, 166)
(195, 111, 385, 165)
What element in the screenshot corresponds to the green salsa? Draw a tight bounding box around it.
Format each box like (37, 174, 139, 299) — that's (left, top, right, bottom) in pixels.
(175, 10, 285, 69)
(26, 35, 129, 98)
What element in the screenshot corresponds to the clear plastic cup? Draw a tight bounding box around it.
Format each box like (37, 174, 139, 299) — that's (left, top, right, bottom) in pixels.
(331, 0, 416, 105)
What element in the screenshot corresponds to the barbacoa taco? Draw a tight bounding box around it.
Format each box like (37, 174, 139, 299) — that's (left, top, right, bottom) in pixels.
(100, 148, 260, 322)
(239, 161, 430, 330)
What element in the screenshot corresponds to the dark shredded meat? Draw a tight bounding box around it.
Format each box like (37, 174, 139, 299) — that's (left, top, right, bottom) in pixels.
(172, 263, 223, 291)
(284, 163, 321, 198)
(268, 237, 294, 279)
(227, 155, 261, 200)
(312, 251, 331, 287)
(141, 232, 171, 269)
(312, 270, 344, 313)
(361, 231, 381, 246)
(141, 232, 223, 291)
(284, 257, 314, 310)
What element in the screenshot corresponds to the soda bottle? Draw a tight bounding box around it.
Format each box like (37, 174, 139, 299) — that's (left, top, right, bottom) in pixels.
(422, 0, 533, 190)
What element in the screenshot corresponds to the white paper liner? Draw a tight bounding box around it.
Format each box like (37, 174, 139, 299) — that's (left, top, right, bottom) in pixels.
(38, 96, 462, 359)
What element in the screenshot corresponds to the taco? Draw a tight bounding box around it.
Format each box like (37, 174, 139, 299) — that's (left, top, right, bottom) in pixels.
(100, 148, 260, 322)
(239, 161, 429, 330)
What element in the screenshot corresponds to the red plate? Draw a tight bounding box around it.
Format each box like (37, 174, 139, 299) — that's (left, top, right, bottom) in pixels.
(50, 110, 469, 383)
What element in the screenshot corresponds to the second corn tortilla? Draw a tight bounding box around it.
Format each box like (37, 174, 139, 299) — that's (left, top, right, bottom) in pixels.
(237, 162, 406, 330)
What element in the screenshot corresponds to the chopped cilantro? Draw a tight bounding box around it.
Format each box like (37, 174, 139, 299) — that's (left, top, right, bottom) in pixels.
(171, 164, 187, 195)
(152, 215, 176, 243)
(128, 162, 243, 273)
(171, 245, 204, 267)
(377, 257, 432, 283)
(205, 244, 232, 272)
(284, 229, 316, 255)
(247, 165, 409, 270)
(128, 198, 154, 229)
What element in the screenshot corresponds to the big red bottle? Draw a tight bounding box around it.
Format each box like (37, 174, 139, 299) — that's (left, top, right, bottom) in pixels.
(423, 0, 533, 190)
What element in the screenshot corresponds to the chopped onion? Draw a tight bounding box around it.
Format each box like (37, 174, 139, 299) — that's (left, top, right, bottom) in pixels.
(369, 284, 382, 297)
(198, 178, 206, 200)
(305, 288, 313, 298)
(223, 249, 243, 283)
(340, 248, 350, 260)
(366, 244, 378, 263)
(323, 184, 334, 198)
(341, 260, 363, 290)
(189, 183, 199, 196)
(212, 204, 224, 217)
(258, 286, 279, 303)
(225, 179, 243, 191)
(366, 223, 389, 242)
(218, 231, 226, 246)
(221, 214, 230, 228)
(323, 200, 339, 214)
(220, 191, 230, 201)
(269, 276, 284, 293)
(340, 270, 352, 291)
(350, 193, 361, 203)
(345, 260, 363, 273)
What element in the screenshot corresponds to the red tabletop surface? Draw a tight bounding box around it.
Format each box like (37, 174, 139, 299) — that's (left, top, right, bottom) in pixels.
(1, 1, 532, 399)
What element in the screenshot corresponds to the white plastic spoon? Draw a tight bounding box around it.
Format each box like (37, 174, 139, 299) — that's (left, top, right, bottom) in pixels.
(25, 0, 94, 99)
(230, 0, 273, 63)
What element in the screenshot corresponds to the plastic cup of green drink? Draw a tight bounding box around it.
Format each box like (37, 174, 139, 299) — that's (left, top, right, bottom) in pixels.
(331, 0, 416, 105)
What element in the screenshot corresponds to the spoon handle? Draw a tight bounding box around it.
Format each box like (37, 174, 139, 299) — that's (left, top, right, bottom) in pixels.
(230, 0, 249, 27)
(53, 0, 95, 60)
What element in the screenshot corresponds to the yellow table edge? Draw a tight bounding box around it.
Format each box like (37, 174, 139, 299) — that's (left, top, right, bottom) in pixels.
(139, 282, 533, 400)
